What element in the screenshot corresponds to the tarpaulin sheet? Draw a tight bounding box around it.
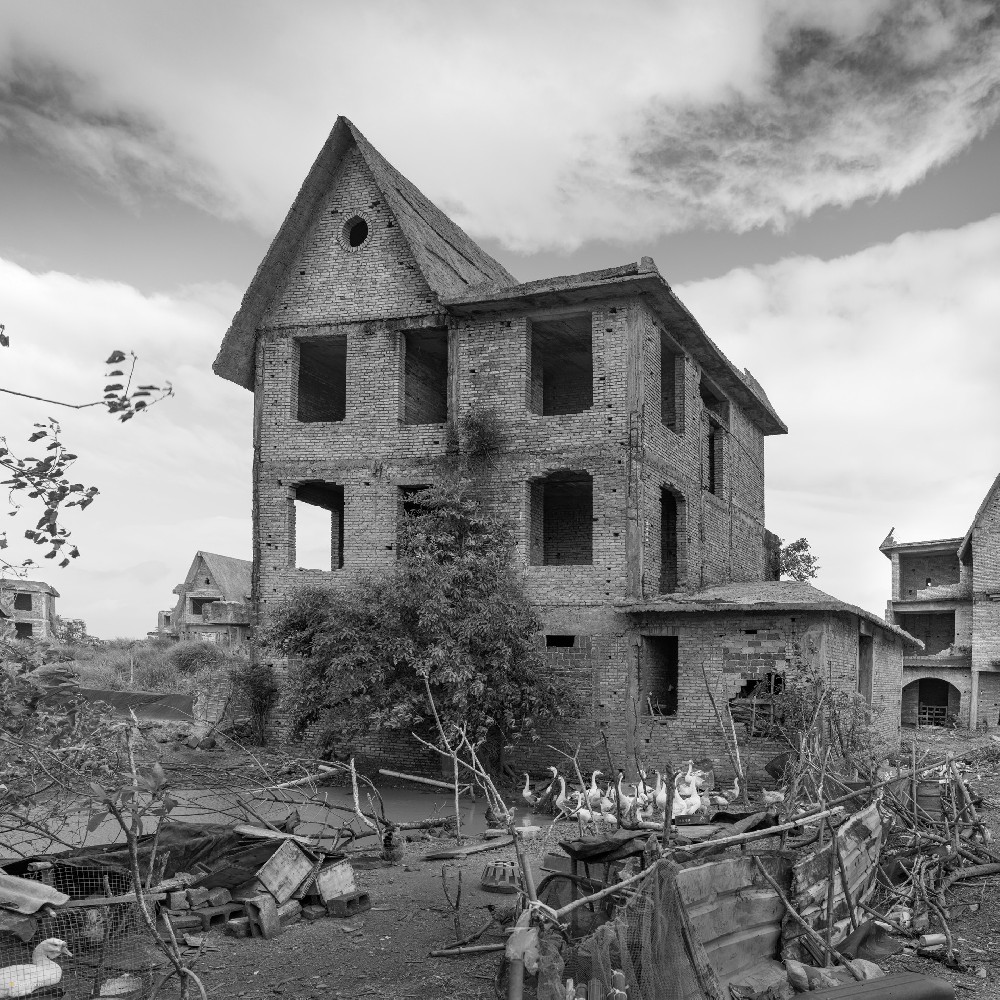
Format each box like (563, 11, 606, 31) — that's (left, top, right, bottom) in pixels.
(80, 688, 194, 722)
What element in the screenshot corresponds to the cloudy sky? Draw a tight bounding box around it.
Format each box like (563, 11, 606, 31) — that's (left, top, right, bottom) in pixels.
(1, 0, 999, 638)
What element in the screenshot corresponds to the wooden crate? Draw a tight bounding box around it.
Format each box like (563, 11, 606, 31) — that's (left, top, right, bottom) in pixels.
(254, 840, 315, 905)
(315, 860, 356, 903)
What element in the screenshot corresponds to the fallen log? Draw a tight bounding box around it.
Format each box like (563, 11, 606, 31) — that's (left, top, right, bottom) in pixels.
(378, 768, 472, 796)
(248, 764, 339, 794)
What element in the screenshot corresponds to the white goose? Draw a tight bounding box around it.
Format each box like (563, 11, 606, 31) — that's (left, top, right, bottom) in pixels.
(586, 770, 603, 808)
(0, 938, 72, 998)
(652, 770, 668, 813)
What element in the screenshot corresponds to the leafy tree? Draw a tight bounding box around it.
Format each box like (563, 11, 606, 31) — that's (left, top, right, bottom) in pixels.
(266, 478, 566, 755)
(55, 616, 98, 645)
(0, 327, 172, 572)
(780, 536, 820, 582)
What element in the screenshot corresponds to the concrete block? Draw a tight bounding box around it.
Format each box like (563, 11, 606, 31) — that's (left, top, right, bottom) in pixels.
(206, 887, 232, 907)
(302, 904, 327, 921)
(167, 891, 189, 910)
(186, 887, 211, 909)
(276, 899, 302, 927)
(224, 916, 250, 938)
(325, 891, 371, 918)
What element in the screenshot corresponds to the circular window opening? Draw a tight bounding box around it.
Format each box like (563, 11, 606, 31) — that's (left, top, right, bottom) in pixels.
(345, 216, 369, 248)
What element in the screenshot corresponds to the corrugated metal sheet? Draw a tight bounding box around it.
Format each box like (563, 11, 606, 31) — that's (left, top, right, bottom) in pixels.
(0, 872, 69, 914)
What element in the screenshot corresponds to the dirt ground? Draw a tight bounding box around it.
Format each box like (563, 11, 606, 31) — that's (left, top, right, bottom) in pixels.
(187, 730, 1000, 1000)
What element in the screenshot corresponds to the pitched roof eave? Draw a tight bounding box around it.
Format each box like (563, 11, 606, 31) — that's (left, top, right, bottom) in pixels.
(958, 472, 1000, 562)
(443, 261, 786, 436)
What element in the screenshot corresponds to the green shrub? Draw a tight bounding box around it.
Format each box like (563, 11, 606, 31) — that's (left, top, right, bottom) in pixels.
(230, 659, 279, 745)
(169, 641, 227, 675)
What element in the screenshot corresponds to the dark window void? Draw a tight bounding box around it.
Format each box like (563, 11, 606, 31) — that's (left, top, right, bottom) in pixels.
(14, 622, 33, 639)
(705, 423, 723, 496)
(896, 611, 956, 654)
(661, 335, 683, 431)
(397, 484, 430, 556)
(293, 482, 345, 571)
(528, 314, 593, 415)
(402, 329, 449, 424)
(191, 598, 219, 616)
(858, 634, 874, 704)
(641, 636, 678, 717)
(546, 635, 576, 647)
(699, 378, 729, 422)
(13, 593, 31, 611)
(917, 677, 959, 726)
(529, 471, 594, 566)
(729, 671, 785, 737)
(298, 337, 346, 422)
(659, 488, 685, 593)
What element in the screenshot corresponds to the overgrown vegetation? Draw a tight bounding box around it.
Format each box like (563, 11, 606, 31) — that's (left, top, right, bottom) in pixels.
(266, 477, 566, 757)
(230, 658, 280, 745)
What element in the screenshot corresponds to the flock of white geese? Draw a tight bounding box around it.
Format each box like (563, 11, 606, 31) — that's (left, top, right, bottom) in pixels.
(521, 764, 742, 827)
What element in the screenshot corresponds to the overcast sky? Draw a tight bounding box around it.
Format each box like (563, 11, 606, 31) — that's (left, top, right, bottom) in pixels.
(1, 0, 999, 639)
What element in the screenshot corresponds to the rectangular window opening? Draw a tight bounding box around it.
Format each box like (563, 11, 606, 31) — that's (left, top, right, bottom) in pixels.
(858, 633, 874, 705)
(705, 424, 723, 496)
(895, 611, 956, 655)
(402, 329, 449, 425)
(660, 334, 683, 431)
(293, 482, 345, 571)
(659, 488, 684, 593)
(545, 635, 577, 647)
(14, 622, 33, 639)
(13, 593, 31, 611)
(191, 597, 219, 617)
(298, 337, 346, 423)
(527, 314, 593, 416)
(699, 377, 729, 423)
(529, 471, 594, 566)
(641, 636, 678, 717)
(397, 484, 430, 556)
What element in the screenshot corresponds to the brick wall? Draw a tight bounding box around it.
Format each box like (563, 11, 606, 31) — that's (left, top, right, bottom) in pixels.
(897, 551, 961, 598)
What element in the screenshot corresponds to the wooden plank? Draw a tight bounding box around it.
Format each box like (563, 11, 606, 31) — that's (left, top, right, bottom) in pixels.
(423, 837, 514, 861)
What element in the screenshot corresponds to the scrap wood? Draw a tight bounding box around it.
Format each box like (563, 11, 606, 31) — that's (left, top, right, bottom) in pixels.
(751, 856, 865, 982)
(248, 764, 338, 794)
(671, 805, 845, 856)
(429, 942, 506, 957)
(424, 837, 514, 860)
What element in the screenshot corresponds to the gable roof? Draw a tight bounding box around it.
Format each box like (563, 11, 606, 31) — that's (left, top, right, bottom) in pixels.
(188, 552, 252, 603)
(214, 116, 517, 390)
(958, 472, 1000, 563)
(0, 579, 59, 597)
(617, 579, 921, 649)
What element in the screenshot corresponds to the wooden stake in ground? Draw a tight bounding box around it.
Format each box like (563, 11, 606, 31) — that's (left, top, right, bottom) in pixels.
(700, 664, 747, 805)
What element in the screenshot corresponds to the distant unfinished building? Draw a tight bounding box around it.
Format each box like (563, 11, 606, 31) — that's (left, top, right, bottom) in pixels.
(214, 117, 914, 773)
(882, 473, 1000, 730)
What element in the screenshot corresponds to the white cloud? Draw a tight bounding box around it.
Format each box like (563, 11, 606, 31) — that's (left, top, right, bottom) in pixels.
(0, 258, 251, 638)
(2, 0, 997, 251)
(676, 213, 1000, 618)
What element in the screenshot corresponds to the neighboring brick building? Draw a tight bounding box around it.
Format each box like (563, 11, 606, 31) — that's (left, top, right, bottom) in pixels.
(156, 552, 252, 646)
(213, 116, 913, 775)
(0, 579, 59, 640)
(882, 472, 1000, 730)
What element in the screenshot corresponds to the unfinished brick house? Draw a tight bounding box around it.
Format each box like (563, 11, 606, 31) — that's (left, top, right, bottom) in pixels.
(213, 117, 913, 775)
(157, 552, 252, 646)
(882, 472, 1000, 730)
(0, 579, 59, 640)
